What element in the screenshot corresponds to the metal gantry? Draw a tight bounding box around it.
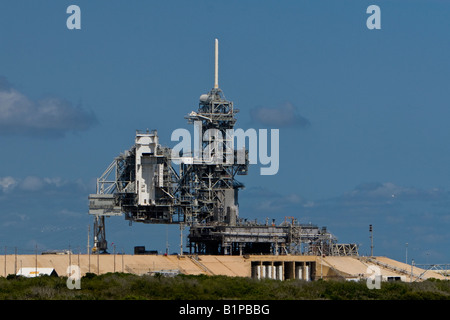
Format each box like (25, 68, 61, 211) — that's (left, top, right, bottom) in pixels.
(88, 39, 353, 256)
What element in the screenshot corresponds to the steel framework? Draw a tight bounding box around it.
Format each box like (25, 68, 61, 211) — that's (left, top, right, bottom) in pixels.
(88, 39, 356, 256)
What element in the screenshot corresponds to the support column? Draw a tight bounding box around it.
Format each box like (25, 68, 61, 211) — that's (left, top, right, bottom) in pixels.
(93, 215, 107, 254)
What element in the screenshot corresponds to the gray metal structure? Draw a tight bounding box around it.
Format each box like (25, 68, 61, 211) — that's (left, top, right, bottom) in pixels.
(88, 39, 355, 256)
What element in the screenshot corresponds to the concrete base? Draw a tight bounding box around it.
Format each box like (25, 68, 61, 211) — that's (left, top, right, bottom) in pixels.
(0, 254, 445, 282)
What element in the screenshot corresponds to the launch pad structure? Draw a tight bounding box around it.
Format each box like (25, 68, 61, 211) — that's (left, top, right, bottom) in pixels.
(88, 39, 358, 257)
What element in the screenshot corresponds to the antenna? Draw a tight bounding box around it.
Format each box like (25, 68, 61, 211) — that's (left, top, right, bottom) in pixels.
(214, 38, 219, 89)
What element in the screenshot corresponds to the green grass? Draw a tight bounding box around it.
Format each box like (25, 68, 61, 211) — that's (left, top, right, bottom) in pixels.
(1, 273, 450, 300)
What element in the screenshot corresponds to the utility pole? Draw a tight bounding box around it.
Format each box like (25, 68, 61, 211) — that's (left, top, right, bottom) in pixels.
(35, 244, 37, 276)
(166, 225, 169, 255)
(14, 247, 17, 275)
(113, 244, 116, 273)
(97, 249, 99, 275)
(4, 246, 6, 277)
(180, 223, 184, 255)
(369, 224, 374, 257)
(88, 225, 91, 273)
(87, 225, 90, 254)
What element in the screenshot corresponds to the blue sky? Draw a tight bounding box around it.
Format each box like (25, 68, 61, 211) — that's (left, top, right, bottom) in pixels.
(1, 0, 450, 264)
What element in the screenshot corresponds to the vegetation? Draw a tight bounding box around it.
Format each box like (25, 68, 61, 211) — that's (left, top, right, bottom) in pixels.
(0, 273, 450, 300)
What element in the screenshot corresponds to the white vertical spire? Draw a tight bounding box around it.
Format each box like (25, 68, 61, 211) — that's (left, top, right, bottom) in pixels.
(214, 38, 219, 89)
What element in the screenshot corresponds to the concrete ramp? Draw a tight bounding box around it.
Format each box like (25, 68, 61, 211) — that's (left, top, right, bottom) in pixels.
(368, 256, 446, 281)
(320, 256, 447, 281)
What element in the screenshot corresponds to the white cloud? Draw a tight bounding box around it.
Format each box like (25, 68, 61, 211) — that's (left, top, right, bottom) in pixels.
(0, 175, 93, 194)
(250, 101, 310, 128)
(0, 76, 97, 137)
(20, 176, 45, 191)
(244, 187, 310, 213)
(43, 177, 66, 188)
(344, 182, 447, 202)
(1, 213, 29, 228)
(0, 176, 17, 192)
